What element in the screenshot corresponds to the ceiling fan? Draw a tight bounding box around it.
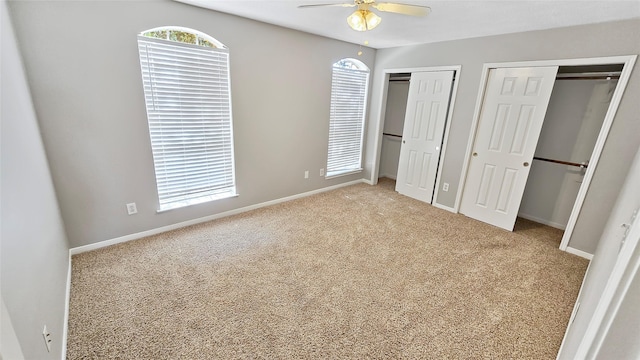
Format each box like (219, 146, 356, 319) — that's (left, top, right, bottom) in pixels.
(298, 0, 431, 32)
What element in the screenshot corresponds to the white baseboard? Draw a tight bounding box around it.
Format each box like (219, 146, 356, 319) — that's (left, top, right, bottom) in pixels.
(61, 254, 71, 360)
(518, 212, 567, 230)
(566, 246, 594, 260)
(69, 180, 365, 255)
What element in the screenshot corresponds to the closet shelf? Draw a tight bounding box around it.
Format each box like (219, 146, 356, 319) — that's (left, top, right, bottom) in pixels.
(533, 156, 588, 168)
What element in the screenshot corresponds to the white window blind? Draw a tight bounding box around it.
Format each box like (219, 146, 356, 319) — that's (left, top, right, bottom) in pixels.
(327, 61, 370, 178)
(137, 35, 236, 211)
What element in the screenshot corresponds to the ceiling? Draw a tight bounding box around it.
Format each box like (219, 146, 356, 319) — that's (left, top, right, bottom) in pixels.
(174, 0, 640, 49)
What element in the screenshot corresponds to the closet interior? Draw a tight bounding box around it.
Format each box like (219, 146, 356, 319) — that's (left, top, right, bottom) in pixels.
(378, 73, 410, 180)
(517, 64, 624, 230)
(379, 64, 625, 238)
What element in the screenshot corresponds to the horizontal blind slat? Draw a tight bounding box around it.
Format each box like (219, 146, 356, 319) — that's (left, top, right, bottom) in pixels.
(138, 34, 236, 209)
(326, 64, 369, 175)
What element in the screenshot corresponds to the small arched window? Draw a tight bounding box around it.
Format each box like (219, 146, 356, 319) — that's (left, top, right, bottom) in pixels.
(140, 26, 226, 49)
(326, 58, 370, 178)
(137, 27, 236, 211)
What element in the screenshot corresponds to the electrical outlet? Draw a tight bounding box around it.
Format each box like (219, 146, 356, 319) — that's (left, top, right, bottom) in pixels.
(304, 170, 309, 179)
(443, 183, 450, 192)
(42, 325, 52, 352)
(126, 202, 138, 215)
(320, 168, 325, 177)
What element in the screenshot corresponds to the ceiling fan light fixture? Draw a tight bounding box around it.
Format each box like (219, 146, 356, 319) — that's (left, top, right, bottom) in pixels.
(347, 9, 381, 31)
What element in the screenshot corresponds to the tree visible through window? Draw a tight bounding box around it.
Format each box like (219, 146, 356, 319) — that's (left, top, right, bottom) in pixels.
(137, 27, 236, 211)
(326, 58, 370, 178)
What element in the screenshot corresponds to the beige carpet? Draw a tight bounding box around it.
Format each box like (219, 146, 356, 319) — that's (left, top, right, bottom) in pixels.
(67, 179, 588, 359)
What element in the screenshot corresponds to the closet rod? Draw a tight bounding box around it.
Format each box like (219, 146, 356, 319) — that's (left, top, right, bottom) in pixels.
(556, 72, 621, 80)
(383, 132, 403, 138)
(556, 75, 620, 81)
(389, 77, 458, 82)
(533, 156, 588, 169)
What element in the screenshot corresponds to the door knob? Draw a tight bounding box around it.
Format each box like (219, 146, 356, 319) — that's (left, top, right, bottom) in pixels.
(403, 140, 406, 144)
(435, 146, 440, 151)
(472, 152, 478, 157)
(523, 162, 529, 167)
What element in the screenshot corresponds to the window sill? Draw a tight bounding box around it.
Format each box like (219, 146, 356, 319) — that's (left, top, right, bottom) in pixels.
(325, 168, 363, 180)
(156, 192, 238, 213)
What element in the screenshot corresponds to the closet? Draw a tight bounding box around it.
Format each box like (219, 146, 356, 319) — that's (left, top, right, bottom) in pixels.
(379, 73, 410, 180)
(378, 68, 459, 205)
(459, 60, 631, 248)
(518, 65, 622, 230)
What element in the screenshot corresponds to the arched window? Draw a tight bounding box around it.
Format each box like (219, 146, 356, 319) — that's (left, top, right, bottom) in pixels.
(137, 27, 236, 211)
(326, 58, 370, 178)
(140, 26, 226, 48)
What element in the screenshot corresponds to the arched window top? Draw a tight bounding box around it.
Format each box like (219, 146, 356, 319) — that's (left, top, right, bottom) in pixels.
(140, 26, 226, 49)
(333, 58, 369, 72)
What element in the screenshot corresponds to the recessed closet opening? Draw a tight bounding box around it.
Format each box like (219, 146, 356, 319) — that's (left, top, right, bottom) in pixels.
(518, 64, 623, 233)
(379, 73, 410, 181)
(376, 67, 461, 208)
(458, 56, 636, 259)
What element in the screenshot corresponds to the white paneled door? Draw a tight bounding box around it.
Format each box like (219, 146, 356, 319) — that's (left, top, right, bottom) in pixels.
(396, 71, 454, 203)
(461, 66, 558, 230)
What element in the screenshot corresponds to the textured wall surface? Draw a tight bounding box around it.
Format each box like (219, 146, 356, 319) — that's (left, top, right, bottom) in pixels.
(1, 1, 70, 357)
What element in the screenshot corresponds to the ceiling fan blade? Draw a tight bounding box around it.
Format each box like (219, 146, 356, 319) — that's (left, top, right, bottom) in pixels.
(298, 3, 356, 9)
(372, 3, 431, 16)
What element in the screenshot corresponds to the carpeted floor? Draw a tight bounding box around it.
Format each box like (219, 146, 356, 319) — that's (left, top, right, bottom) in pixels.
(67, 179, 588, 359)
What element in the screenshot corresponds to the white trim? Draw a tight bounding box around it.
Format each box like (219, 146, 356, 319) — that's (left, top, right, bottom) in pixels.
(559, 55, 637, 251)
(61, 254, 71, 360)
(481, 56, 635, 69)
(455, 63, 491, 213)
(361, 178, 375, 185)
(517, 212, 566, 230)
(566, 246, 594, 261)
(433, 202, 457, 213)
(370, 72, 391, 184)
(432, 66, 462, 207)
(69, 180, 365, 255)
(455, 55, 637, 254)
(574, 210, 640, 358)
(370, 65, 462, 202)
(557, 260, 594, 359)
(378, 173, 397, 180)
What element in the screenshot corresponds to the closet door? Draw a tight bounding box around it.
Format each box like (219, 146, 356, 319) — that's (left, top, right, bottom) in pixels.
(396, 70, 454, 203)
(460, 66, 558, 231)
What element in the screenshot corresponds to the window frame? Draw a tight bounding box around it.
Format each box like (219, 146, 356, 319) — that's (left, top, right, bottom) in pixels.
(326, 58, 370, 179)
(137, 27, 237, 212)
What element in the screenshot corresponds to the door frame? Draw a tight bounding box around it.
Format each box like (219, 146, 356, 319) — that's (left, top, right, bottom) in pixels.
(371, 65, 462, 211)
(456, 55, 637, 256)
(573, 208, 640, 358)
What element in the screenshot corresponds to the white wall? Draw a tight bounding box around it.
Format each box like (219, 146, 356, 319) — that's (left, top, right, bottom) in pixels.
(519, 79, 615, 229)
(558, 148, 640, 359)
(7, 0, 375, 248)
(593, 260, 640, 359)
(1, 1, 70, 358)
(382, 81, 409, 136)
(379, 136, 402, 179)
(378, 81, 408, 179)
(1, 298, 25, 359)
(366, 19, 640, 254)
